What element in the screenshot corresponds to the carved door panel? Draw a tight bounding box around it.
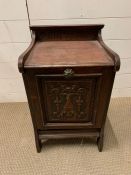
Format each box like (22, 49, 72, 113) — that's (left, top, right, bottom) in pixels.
(36, 74, 102, 129)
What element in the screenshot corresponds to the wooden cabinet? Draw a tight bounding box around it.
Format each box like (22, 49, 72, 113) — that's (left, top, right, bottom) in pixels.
(18, 25, 120, 152)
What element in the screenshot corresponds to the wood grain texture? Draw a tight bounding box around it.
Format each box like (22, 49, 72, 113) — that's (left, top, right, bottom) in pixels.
(39, 130, 99, 139)
(25, 41, 113, 67)
(19, 25, 119, 71)
(18, 25, 120, 152)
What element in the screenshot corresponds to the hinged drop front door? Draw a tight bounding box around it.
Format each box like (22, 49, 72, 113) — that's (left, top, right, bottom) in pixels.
(36, 72, 102, 129)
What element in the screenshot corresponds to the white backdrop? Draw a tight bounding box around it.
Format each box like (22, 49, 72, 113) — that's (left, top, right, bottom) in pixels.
(0, 0, 131, 102)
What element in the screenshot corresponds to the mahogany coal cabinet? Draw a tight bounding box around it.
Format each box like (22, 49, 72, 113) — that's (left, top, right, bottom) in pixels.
(18, 25, 120, 152)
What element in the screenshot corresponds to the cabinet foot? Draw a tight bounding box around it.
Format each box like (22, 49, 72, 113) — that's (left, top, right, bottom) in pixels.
(97, 136, 104, 152)
(36, 138, 42, 153)
(34, 131, 42, 153)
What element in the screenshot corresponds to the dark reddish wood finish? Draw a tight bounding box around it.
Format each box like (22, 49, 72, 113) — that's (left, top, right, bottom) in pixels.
(18, 25, 120, 152)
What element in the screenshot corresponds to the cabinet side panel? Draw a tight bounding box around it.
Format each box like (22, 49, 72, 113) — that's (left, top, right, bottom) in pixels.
(22, 73, 44, 129)
(95, 68, 115, 127)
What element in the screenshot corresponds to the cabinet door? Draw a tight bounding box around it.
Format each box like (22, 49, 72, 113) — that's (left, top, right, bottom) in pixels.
(36, 73, 102, 129)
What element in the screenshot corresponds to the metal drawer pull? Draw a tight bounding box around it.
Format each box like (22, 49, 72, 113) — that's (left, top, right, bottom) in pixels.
(64, 68, 74, 78)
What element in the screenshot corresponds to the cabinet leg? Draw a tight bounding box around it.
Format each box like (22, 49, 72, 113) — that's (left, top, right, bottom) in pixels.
(97, 124, 105, 152)
(97, 135, 104, 152)
(36, 138, 42, 153)
(34, 131, 42, 153)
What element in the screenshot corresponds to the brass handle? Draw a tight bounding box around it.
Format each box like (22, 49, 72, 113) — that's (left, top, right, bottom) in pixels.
(64, 68, 74, 78)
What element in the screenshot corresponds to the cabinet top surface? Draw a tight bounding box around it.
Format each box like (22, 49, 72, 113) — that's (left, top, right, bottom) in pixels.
(24, 40, 113, 67)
